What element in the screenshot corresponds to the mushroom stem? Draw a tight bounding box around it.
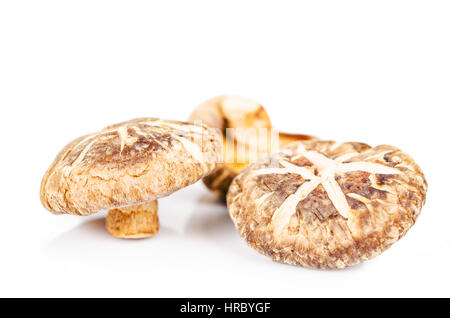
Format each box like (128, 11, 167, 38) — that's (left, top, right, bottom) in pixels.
(106, 201, 159, 239)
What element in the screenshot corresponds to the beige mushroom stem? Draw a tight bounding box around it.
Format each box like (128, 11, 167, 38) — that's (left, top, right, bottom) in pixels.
(105, 201, 159, 239)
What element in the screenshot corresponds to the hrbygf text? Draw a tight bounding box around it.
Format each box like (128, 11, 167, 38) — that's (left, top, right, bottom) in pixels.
(180, 302, 271, 315)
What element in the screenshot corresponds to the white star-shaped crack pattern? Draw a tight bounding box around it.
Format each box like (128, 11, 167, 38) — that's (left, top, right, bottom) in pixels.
(252, 144, 402, 236)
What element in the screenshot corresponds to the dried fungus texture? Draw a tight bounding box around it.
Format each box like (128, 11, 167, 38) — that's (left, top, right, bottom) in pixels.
(227, 140, 427, 269)
(189, 96, 314, 198)
(106, 201, 159, 238)
(189, 96, 272, 134)
(41, 118, 222, 216)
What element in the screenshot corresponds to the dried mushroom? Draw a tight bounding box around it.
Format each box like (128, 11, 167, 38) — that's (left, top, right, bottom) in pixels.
(40, 118, 222, 238)
(105, 201, 158, 238)
(227, 140, 427, 269)
(189, 96, 315, 199)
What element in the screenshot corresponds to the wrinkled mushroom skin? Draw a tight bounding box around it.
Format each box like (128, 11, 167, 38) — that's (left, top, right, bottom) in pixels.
(189, 96, 315, 199)
(227, 140, 427, 269)
(106, 201, 159, 239)
(40, 117, 222, 238)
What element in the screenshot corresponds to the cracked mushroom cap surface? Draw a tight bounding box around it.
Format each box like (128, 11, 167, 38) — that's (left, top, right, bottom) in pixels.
(227, 140, 427, 269)
(41, 118, 222, 216)
(189, 96, 315, 198)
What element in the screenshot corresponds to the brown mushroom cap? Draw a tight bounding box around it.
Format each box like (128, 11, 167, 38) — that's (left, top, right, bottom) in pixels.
(40, 117, 222, 216)
(227, 140, 427, 269)
(189, 96, 315, 199)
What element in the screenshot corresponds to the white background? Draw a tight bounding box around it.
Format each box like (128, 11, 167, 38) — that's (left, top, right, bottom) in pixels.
(0, 1, 449, 297)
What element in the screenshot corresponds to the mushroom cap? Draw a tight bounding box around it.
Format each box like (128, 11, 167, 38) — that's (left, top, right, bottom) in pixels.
(189, 96, 315, 198)
(227, 140, 427, 269)
(40, 118, 222, 216)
